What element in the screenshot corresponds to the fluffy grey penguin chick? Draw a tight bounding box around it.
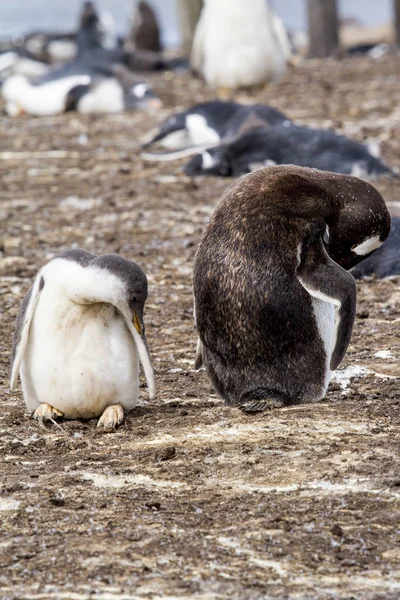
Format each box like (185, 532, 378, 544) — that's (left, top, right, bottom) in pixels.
(10, 249, 155, 428)
(193, 165, 391, 413)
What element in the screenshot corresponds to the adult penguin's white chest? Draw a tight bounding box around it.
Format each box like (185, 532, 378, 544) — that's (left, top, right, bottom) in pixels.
(309, 296, 336, 396)
(21, 289, 139, 418)
(199, 0, 288, 89)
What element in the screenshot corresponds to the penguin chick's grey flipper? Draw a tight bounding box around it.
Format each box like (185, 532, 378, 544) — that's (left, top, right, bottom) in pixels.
(298, 240, 356, 371)
(10, 273, 45, 389)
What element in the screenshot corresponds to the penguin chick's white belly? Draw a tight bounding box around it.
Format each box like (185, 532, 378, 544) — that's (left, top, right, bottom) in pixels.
(21, 294, 139, 418)
(307, 296, 335, 401)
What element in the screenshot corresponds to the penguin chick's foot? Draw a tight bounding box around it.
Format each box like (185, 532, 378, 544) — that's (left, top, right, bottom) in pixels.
(97, 404, 125, 429)
(216, 87, 234, 100)
(33, 403, 64, 422)
(239, 398, 285, 414)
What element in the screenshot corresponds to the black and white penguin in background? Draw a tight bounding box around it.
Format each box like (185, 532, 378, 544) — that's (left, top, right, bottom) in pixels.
(184, 124, 394, 179)
(0, 49, 50, 81)
(191, 0, 292, 96)
(11, 1, 117, 68)
(193, 166, 391, 412)
(141, 101, 290, 160)
(10, 250, 155, 429)
(350, 216, 400, 279)
(2, 62, 162, 116)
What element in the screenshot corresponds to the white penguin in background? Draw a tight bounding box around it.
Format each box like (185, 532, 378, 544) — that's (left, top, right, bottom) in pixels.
(191, 0, 292, 95)
(10, 250, 155, 428)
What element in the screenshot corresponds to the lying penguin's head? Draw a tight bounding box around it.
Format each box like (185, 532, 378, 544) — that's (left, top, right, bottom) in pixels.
(184, 147, 232, 177)
(125, 82, 163, 112)
(144, 112, 188, 148)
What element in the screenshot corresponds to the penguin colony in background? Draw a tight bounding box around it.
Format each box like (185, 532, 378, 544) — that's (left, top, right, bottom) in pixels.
(10, 166, 392, 424)
(0, 1, 180, 116)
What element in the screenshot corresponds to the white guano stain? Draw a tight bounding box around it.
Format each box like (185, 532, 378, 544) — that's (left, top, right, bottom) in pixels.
(331, 365, 370, 389)
(77, 471, 187, 490)
(374, 350, 394, 359)
(0, 498, 21, 511)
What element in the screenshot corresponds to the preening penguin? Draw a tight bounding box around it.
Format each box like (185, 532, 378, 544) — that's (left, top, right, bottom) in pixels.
(191, 0, 291, 94)
(193, 166, 391, 412)
(10, 250, 155, 428)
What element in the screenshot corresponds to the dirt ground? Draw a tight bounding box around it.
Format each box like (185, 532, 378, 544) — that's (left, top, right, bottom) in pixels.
(0, 55, 399, 600)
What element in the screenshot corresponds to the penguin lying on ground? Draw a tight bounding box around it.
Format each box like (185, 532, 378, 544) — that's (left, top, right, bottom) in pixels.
(184, 124, 393, 179)
(350, 216, 400, 279)
(10, 250, 155, 428)
(191, 0, 291, 96)
(0, 49, 49, 81)
(21, 32, 77, 65)
(2, 62, 162, 116)
(193, 165, 391, 412)
(142, 101, 290, 160)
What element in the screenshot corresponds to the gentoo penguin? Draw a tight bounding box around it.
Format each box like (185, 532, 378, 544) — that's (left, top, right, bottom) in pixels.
(193, 166, 391, 411)
(76, 1, 104, 54)
(126, 1, 162, 53)
(2, 63, 161, 116)
(23, 32, 76, 65)
(2, 72, 93, 116)
(0, 50, 49, 81)
(350, 216, 400, 279)
(141, 101, 290, 160)
(191, 0, 291, 94)
(10, 250, 155, 428)
(184, 124, 393, 179)
(18, 3, 115, 67)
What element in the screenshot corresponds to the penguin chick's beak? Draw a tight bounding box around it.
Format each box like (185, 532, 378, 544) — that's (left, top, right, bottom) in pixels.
(143, 97, 163, 112)
(133, 311, 143, 335)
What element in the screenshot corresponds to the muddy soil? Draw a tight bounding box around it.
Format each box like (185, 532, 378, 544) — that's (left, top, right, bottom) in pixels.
(0, 56, 399, 600)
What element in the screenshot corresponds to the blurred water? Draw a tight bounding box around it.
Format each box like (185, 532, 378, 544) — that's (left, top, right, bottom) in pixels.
(0, 0, 393, 49)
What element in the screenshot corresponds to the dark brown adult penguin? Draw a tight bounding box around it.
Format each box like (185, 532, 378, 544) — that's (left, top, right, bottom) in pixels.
(126, 1, 162, 53)
(193, 165, 391, 412)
